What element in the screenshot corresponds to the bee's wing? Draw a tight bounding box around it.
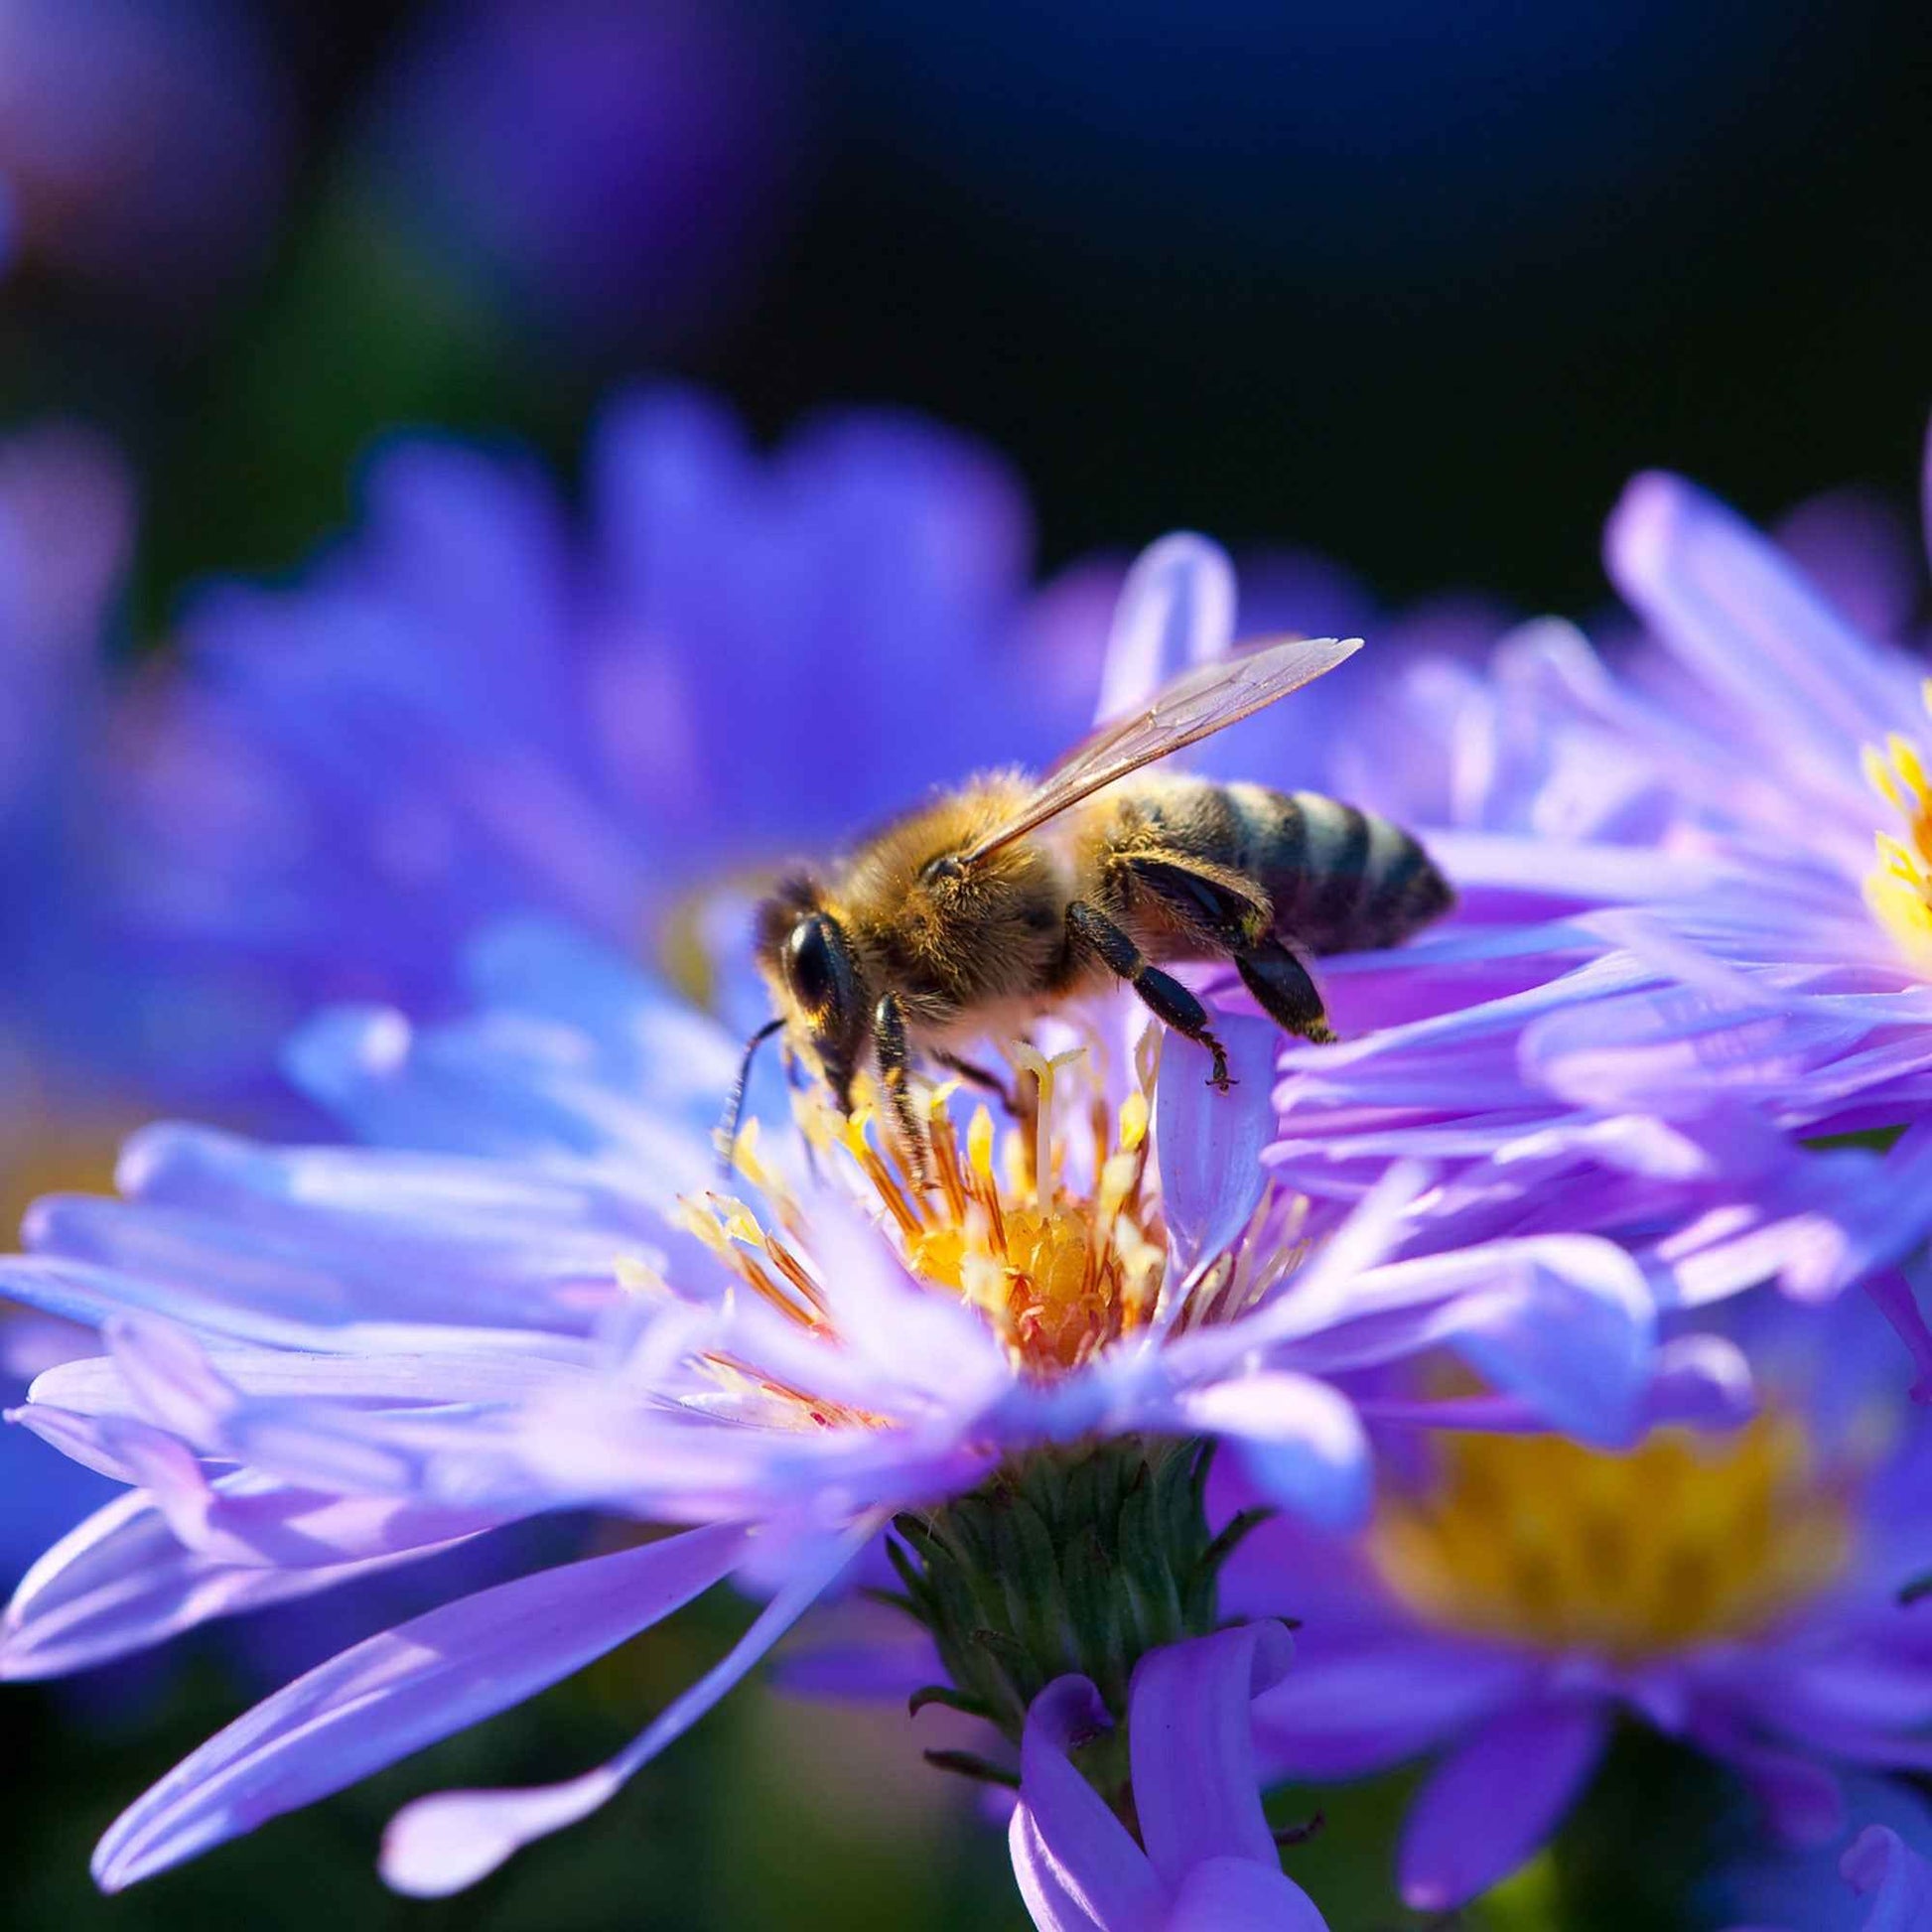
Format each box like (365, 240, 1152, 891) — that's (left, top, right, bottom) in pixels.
(958, 633, 1363, 864)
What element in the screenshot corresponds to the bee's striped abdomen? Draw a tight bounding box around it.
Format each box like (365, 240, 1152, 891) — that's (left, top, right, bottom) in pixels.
(1227, 782, 1452, 955)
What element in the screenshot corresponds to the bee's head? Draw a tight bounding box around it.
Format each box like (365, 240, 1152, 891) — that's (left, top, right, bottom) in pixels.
(754, 876, 870, 1111)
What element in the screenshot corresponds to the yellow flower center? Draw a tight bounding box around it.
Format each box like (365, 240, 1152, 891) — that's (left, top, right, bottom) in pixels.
(1862, 687, 1932, 969)
(897, 1059, 1166, 1376)
(1369, 1413, 1852, 1659)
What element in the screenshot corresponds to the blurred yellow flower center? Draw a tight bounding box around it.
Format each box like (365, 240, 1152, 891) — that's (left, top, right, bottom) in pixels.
(1369, 1413, 1852, 1658)
(1862, 691, 1932, 970)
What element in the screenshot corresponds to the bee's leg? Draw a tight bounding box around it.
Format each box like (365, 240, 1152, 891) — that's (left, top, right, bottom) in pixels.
(873, 991, 932, 1188)
(929, 1049, 1022, 1116)
(1065, 899, 1231, 1091)
(1233, 937, 1337, 1045)
(1118, 851, 1271, 952)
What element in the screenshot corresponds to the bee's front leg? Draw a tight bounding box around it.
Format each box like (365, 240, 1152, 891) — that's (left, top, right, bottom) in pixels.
(873, 991, 933, 1189)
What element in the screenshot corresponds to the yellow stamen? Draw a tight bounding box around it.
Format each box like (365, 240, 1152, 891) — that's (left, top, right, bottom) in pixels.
(1865, 743, 1904, 812)
(674, 1193, 824, 1331)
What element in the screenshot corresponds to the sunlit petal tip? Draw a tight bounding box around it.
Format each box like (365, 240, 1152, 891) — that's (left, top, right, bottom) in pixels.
(1602, 468, 1699, 588)
(282, 1003, 414, 1098)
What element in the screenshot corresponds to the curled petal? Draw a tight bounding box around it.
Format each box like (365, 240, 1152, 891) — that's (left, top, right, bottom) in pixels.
(1843, 1824, 1932, 1930)
(1167, 1859, 1328, 1931)
(1096, 533, 1236, 723)
(1015, 1677, 1162, 1932)
(1010, 1800, 1109, 1932)
(1130, 1620, 1296, 1885)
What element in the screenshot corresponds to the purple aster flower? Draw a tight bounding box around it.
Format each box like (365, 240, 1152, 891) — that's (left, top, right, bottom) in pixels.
(358, 0, 811, 351)
(0, 840, 1693, 1894)
(1223, 1290, 1932, 1912)
(1011, 1621, 1327, 1931)
(1243, 424, 1932, 1373)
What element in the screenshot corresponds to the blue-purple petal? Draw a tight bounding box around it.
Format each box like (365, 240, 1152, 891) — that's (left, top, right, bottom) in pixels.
(1398, 1700, 1608, 1910)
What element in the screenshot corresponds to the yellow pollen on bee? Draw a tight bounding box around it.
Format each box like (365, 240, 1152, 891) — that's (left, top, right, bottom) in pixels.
(1369, 1412, 1853, 1659)
(1863, 700, 1932, 969)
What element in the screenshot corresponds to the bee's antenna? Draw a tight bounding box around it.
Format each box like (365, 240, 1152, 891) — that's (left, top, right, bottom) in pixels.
(718, 1018, 785, 1178)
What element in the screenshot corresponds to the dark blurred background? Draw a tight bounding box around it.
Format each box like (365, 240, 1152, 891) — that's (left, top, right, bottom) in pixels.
(2, 2, 1929, 1926)
(3, 0, 1928, 630)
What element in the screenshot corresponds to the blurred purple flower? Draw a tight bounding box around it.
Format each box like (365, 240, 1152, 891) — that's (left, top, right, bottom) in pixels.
(0, 421, 565, 1658)
(1011, 1622, 1327, 1931)
(0, 0, 288, 313)
(361, 0, 811, 350)
(1224, 1291, 1932, 1911)
(122, 388, 1107, 1083)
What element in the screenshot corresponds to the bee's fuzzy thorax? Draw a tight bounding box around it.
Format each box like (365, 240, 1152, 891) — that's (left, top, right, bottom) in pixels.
(828, 772, 1075, 1035)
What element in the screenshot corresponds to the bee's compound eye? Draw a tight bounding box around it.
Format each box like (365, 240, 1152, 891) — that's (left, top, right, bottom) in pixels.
(784, 916, 837, 1011)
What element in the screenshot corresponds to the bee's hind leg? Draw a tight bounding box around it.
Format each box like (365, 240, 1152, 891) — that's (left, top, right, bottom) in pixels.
(1112, 850, 1336, 1050)
(873, 991, 933, 1189)
(1065, 899, 1232, 1091)
(1234, 938, 1337, 1045)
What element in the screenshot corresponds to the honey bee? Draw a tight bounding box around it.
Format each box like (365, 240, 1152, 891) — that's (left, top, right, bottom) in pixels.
(733, 633, 1452, 1173)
